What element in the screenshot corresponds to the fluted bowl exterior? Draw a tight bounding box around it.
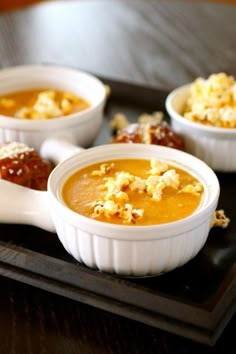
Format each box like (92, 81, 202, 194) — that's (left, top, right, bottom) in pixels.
(0, 65, 106, 150)
(166, 84, 236, 172)
(47, 144, 220, 277)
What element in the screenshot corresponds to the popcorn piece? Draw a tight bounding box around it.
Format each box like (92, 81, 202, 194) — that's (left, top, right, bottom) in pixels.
(61, 98, 73, 115)
(211, 209, 230, 229)
(32, 90, 62, 118)
(146, 168, 180, 200)
(129, 176, 146, 193)
(109, 113, 129, 134)
(104, 177, 121, 195)
(61, 92, 80, 115)
(131, 208, 144, 221)
(91, 163, 114, 176)
(149, 158, 169, 176)
(92, 200, 120, 218)
(181, 182, 203, 195)
(105, 191, 129, 203)
(15, 107, 32, 119)
(104, 172, 135, 194)
(146, 175, 161, 192)
(146, 176, 165, 201)
(152, 184, 165, 201)
(120, 203, 144, 224)
(160, 169, 180, 189)
(115, 171, 135, 188)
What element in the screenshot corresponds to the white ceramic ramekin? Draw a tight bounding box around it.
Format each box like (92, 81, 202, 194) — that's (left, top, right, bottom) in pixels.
(165, 84, 236, 172)
(0, 65, 106, 163)
(0, 144, 220, 277)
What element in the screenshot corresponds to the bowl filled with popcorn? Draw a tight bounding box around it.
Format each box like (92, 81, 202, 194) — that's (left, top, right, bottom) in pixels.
(165, 73, 236, 172)
(0, 143, 220, 277)
(0, 65, 106, 163)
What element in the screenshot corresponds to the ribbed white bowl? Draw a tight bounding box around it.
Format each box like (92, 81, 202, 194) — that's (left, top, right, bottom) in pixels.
(48, 144, 220, 277)
(166, 84, 236, 172)
(0, 65, 106, 153)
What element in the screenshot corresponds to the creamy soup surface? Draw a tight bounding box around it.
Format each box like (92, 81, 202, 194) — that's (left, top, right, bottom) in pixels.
(62, 159, 204, 226)
(0, 88, 90, 119)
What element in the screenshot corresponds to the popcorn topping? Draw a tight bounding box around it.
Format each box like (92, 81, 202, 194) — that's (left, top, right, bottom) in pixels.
(16, 90, 81, 119)
(184, 73, 236, 128)
(0, 88, 90, 120)
(90, 159, 201, 223)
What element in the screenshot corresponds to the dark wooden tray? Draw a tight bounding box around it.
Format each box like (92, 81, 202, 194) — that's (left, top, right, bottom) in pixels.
(0, 77, 235, 346)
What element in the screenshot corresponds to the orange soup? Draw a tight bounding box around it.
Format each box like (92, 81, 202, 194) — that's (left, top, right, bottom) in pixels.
(62, 158, 204, 226)
(0, 88, 90, 119)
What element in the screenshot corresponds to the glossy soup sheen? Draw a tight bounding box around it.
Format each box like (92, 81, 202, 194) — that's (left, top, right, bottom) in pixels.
(62, 159, 203, 226)
(0, 88, 90, 118)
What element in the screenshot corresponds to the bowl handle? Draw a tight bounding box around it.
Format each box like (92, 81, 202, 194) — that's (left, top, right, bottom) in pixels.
(0, 180, 55, 233)
(40, 137, 84, 165)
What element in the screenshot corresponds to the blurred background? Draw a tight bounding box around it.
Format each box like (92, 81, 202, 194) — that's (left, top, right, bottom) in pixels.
(0, 0, 236, 91)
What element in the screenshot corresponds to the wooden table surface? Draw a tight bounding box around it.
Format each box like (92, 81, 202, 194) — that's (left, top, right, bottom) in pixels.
(0, 1, 236, 353)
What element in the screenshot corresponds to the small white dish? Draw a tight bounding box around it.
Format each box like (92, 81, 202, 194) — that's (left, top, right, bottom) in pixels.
(166, 84, 236, 172)
(0, 65, 106, 163)
(0, 144, 220, 277)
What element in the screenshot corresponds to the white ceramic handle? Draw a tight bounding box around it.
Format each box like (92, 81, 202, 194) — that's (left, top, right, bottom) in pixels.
(0, 180, 55, 233)
(40, 137, 84, 165)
